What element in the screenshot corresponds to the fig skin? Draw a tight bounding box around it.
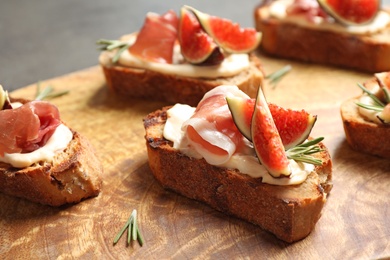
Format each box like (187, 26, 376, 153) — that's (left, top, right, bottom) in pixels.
(317, 0, 381, 26)
(226, 96, 317, 150)
(377, 104, 390, 124)
(178, 7, 224, 65)
(251, 89, 291, 178)
(185, 5, 262, 53)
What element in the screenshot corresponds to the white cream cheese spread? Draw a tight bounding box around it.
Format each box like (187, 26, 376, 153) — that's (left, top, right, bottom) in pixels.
(0, 124, 73, 168)
(116, 34, 250, 79)
(163, 103, 315, 186)
(269, 0, 390, 36)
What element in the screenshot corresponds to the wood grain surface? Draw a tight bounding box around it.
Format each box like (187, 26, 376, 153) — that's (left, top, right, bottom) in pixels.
(1, 53, 390, 259)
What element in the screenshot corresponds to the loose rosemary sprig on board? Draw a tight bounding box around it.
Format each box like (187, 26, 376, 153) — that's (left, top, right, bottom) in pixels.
(266, 64, 292, 88)
(286, 137, 324, 165)
(35, 82, 69, 100)
(96, 39, 130, 63)
(113, 209, 144, 247)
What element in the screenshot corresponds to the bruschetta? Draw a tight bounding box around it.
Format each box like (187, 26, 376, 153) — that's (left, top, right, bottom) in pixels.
(144, 85, 332, 242)
(0, 86, 103, 206)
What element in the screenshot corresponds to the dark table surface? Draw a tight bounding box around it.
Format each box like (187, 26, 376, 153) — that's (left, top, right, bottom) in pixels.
(1, 0, 389, 91)
(0, 0, 259, 91)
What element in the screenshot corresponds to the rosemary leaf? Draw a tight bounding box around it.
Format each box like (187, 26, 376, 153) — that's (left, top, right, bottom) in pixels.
(35, 82, 51, 100)
(266, 65, 292, 88)
(35, 82, 69, 100)
(286, 137, 324, 166)
(113, 209, 144, 247)
(112, 43, 130, 63)
(131, 210, 138, 240)
(288, 154, 323, 165)
(43, 90, 69, 99)
(96, 39, 114, 45)
(113, 214, 133, 245)
(287, 147, 322, 157)
(295, 137, 324, 148)
(355, 102, 384, 112)
(137, 228, 144, 246)
(107, 40, 127, 51)
(96, 39, 130, 63)
(127, 221, 132, 245)
(357, 83, 385, 107)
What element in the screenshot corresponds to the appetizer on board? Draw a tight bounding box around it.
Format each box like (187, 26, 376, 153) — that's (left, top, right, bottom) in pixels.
(254, 0, 390, 72)
(0, 86, 102, 206)
(144, 85, 333, 243)
(341, 71, 390, 159)
(98, 6, 264, 106)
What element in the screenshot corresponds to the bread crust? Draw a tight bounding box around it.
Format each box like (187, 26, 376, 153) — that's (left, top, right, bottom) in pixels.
(144, 107, 333, 243)
(254, 3, 390, 72)
(99, 38, 264, 106)
(341, 96, 390, 159)
(0, 103, 103, 206)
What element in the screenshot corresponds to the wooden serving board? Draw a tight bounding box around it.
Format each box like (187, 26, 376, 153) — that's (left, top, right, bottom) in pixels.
(2, 54, 390, 259)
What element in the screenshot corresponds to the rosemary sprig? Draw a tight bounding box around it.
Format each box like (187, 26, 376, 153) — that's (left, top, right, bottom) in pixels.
(381, 86, 390, 104)
(355, 102, 384, 112)
(113, 209, 144, 247)
(354, 82, 389, 113)
(286, 137, 324, 165)
(356, 83, 385, 107)
(96, 39, 130, 63)
(35, 82, 69, 100)
(266, 64, 292, 88)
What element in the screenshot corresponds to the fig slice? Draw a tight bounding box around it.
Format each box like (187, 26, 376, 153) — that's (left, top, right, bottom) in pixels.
(377, 104, 390, 124)
(178, 7, 224, 65)
(251, 88, 291, 178)
(375, 72, 390, 88)
(226, 96, 317, 150)
(269, 103, 317, 150)
(185, 6, 262, 53)
(317, 0, 380, 25)
(226, 96, 254, 140)
(0, 85, 11, 110)
(374, 72, 390, 103)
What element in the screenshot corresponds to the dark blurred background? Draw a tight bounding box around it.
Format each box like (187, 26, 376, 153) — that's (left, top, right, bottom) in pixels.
(0, 0, 389, 91)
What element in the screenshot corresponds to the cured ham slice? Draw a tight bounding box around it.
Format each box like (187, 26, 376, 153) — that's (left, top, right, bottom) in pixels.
(129, 10, 179, 64)
(286, 0, 328, 22)
(0, 101, 61, 156)
(182, 85, 250, 165)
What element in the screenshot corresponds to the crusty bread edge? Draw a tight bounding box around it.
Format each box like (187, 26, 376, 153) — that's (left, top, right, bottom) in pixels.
(0, 100, 103, 206)
(340, 96, 390, 159)
(144, 106, 333, 243)
(0, 131, 103, 207)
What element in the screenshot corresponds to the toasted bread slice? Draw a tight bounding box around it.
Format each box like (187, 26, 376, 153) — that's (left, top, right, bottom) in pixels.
(0, 130, 102, 207)
(341, 88, 390, 159)
(144, 106, 333, 243)
(254, 2, 390, 72)
(99, 35, 264, 106)
(0, 98, 103, 206)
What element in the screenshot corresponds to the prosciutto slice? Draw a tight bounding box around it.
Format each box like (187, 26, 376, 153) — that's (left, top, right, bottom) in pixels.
(129, 10, 179, 64)
(182, 85, 250, 165)
(286, 0, 328, 22)
(0, 101, 61, 156)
